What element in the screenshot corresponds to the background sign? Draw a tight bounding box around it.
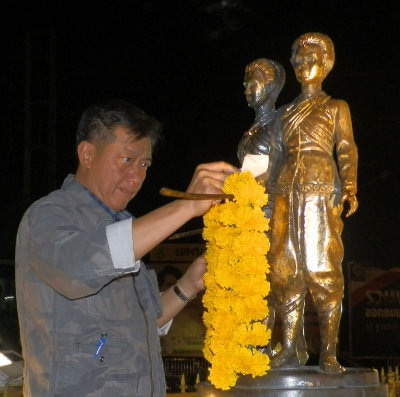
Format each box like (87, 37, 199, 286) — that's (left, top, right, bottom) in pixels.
(150, 243, 205, 263)
(348, 262, 400, 359)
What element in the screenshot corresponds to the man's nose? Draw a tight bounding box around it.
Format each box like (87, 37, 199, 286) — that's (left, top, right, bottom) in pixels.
(126, 164, 147, 183)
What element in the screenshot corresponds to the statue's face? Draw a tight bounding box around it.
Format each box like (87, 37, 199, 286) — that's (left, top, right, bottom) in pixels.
(291, 43, 325, 84)
(243, 68, 275, 108)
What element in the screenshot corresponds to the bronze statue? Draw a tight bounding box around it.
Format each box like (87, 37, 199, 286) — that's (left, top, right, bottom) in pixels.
(237, 58, 285, 218)
(269, 32, 358, 373)
(236, 58, 289, 358)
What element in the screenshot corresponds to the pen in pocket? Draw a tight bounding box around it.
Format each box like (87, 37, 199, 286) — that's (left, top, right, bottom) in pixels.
(94, 332, 107, 359)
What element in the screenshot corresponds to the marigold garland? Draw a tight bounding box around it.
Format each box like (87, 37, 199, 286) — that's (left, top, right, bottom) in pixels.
(202, 171, 272, 390)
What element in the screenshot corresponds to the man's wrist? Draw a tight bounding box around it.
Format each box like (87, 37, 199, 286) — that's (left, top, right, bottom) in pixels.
(173, 283, 197, 303)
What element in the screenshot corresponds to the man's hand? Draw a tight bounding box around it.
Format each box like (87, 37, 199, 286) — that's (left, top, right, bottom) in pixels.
(176, 255, 207, 298)
(184, 161, 239, 216)
(157, 255, 207, 327)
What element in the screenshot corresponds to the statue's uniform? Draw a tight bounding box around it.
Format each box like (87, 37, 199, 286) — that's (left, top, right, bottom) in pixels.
(269, 92, 358, 358)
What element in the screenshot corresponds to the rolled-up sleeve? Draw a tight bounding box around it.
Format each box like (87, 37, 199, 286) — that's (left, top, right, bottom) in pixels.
(106, 218, 140, 272)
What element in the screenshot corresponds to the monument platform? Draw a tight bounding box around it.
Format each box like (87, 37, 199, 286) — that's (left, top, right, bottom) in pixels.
(197, 366, 388, 397)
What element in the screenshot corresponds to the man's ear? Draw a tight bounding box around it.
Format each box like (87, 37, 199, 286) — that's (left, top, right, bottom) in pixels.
(77, 141, 95, 168)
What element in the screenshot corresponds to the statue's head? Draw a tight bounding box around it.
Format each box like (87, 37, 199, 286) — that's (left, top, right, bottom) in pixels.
(290, 32, 335, 80)
(244, 58, 286, 106)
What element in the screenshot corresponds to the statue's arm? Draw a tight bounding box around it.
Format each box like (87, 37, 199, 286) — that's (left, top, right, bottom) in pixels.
(334, 99, 358, 217)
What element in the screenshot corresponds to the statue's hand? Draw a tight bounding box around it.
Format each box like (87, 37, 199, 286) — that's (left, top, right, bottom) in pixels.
(341, 190, 358, 217)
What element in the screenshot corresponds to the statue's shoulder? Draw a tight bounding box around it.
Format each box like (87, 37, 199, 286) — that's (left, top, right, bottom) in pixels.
(326, 97, 349, 107)
(326, 97, 351, 115)
(276, 103, 292, 116)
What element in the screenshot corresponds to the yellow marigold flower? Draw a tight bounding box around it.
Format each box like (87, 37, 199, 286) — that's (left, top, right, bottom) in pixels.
(205, 246, 232, 268)
(232, 296, 269, 321)
(213, 226, 238, 247)
(231, 323, 269, 348)
(238, 255, 270, 275)
(214, 201, 239, 225)
(222, 171, 268, 206)
(234, 206, 270, 232)
(212, 311, 239, 330)
(238, 348, 270, 376)
(231, 232, 269, 256)
(233, 276, 269, 297)
(248, 322, 273, 346)
(214, 265, 239, 289)
(204, 203, 223, 220)
(208, 362, 239, 390)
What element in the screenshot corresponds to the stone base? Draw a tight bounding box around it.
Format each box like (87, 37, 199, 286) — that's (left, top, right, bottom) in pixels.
(197, 367, 388, 397)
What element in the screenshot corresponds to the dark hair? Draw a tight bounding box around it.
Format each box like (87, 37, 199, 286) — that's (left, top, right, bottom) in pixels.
(76, 99, 164, 150)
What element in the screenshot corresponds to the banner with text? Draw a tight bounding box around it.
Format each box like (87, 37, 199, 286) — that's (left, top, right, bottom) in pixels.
(348, 262, 400, 359)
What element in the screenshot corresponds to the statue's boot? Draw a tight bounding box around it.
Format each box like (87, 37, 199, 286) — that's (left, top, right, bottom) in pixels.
(295, 308, 309, 366)
(318, 304, 345, 373)
(271, 300, 304, 368)
(259, 304, 276, 357)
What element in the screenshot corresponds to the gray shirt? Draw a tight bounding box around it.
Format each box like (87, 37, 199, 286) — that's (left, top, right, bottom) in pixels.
(15, 175, 166, 396)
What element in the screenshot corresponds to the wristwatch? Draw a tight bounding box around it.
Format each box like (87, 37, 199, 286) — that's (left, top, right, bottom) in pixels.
(173, 284, 196, 303)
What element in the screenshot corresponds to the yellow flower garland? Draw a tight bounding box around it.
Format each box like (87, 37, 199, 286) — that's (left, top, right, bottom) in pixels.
(202, 171, 272, 390)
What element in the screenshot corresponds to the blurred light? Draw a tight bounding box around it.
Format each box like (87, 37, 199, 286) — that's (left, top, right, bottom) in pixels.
(0, 353, 11, 367)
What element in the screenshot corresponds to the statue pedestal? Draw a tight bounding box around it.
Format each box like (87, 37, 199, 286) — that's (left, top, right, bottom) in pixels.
(197, 367, 388, 397)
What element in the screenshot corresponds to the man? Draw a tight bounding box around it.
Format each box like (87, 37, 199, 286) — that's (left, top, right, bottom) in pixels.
(269, 33, 358, 373)
(15, 99, 237, 396)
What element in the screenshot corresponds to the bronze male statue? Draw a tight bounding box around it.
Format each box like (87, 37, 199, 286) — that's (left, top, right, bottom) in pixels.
(269, 32, 358, 373)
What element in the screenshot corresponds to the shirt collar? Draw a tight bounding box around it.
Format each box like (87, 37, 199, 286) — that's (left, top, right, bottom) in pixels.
(78, 181, 132, 222)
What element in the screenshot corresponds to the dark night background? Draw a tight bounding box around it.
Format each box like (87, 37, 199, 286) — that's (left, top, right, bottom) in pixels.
(0, 0, 399, 366)
(2, 0, 399, 264)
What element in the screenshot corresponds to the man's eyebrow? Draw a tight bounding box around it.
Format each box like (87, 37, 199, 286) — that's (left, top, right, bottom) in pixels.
(123, 148, 151, 158)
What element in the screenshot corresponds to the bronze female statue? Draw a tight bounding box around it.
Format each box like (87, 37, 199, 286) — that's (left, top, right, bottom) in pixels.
(237, 58, 285, 219)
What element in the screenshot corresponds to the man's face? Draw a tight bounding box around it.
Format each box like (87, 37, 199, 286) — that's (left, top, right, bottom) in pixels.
(291, 44, 324, 83)
(82, 127, 152, 212)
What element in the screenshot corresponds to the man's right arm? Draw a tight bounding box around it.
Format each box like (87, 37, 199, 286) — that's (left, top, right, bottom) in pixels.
(132, 161, 238, 260)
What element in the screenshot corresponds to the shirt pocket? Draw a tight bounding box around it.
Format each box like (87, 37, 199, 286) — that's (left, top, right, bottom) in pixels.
(88, 277, 134, 321)
(54, 329, 136, 396)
